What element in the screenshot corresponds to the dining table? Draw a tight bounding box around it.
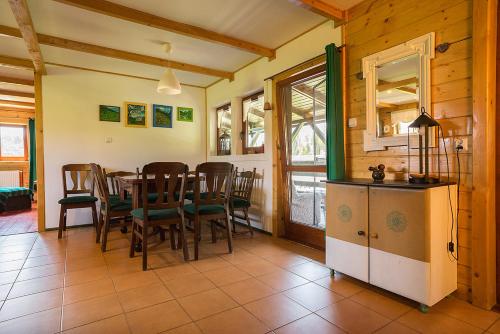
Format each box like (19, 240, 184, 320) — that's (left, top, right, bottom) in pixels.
(116, 173, 197, 209)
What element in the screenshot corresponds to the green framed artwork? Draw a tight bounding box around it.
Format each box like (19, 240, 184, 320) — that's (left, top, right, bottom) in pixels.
(177, 107, 193, 122)
(125, 102, 147, 128)
(153, 104, 173, 128)
(99, 105, 120, 122)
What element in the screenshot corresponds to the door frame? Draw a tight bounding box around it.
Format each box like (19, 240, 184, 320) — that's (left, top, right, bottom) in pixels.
(35, 72, 45, 232)
(276, 64, 327, 250)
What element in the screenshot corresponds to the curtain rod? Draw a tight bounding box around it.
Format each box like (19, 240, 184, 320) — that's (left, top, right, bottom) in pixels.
(263, 44, 345, 81)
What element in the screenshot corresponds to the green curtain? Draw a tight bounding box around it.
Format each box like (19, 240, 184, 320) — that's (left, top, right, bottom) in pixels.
(28, 118, 36, 190)
(325, 44, 345, 180)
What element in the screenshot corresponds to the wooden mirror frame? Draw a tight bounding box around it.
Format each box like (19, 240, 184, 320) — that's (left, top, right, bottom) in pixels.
(362, 32, 435, 151)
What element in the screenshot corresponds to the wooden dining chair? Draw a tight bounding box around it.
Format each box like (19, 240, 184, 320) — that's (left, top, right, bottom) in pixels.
(184, 162, 234, 260)
(90, 164, 133, 252)
(129, 162, 190, 270)
(230, 168, 256, 236)
(58, 164, 98, 239)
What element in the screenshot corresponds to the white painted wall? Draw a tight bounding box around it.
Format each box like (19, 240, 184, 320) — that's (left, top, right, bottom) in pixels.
(43, 66, 206, 229)
(206, 21, 342, 232)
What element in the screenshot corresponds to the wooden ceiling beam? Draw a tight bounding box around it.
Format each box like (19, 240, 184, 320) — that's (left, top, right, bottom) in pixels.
(0, 75, 34, 86)
(53, 0, 276, 59)
(377, 77, 418, 92)
(289, 0, 345, 22)
(0, 99, 34, 108)
(0, 54, 34, 70)
(0, 25, 234, 80)
(0, 89, 34, 98)
(8, 0, 46, 74)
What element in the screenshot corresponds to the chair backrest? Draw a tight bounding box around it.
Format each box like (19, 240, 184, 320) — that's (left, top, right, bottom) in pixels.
(193, 162, 233, 207)
(232, 168, 256, 201)
(90, 163, 109, 204)
(103, 170, 135, 195)
(61, 164, 94, 197)
(141, 162, 188, 213)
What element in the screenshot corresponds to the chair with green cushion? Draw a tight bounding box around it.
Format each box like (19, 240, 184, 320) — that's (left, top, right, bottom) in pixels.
(103, 170, 135, 201)
(230, 168, 256, 236)
(184, 162, 234, 260)
(130, 162, 190, 270)
(91, 164, 132, 252)
(58, 164, 98, 239)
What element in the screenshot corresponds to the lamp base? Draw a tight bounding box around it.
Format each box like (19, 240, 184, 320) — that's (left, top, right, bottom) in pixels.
(409, 174, 440, 184)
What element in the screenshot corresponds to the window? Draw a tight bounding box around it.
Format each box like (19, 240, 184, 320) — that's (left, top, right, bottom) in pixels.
(0, 125, 27, 161)
(242, 91, 265, 154)
(216, 104, 232, 156)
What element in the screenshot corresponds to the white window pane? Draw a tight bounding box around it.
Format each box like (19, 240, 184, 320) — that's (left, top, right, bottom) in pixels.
(1, 127, 24, 157)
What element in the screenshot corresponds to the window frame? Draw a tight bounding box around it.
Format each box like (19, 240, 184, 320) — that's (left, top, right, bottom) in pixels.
(242, 90, 265, 155)
(0, 124, 28, 161)
(216, 103, 232, 156)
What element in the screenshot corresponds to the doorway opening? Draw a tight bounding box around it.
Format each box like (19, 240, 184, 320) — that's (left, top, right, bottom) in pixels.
(0, 70, 38, 236)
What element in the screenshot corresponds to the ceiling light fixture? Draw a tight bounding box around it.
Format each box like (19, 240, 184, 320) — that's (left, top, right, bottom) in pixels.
(157, 43, 181, 95)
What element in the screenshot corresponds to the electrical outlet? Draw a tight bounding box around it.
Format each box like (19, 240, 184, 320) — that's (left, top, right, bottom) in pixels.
(348, 118, 357, 128)
(105, 137, 113, 144)
(454, 137, 467, 151)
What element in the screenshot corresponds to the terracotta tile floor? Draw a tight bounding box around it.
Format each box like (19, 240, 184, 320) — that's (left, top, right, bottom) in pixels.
(0, 207, 37, 236)
(0, 226, 498, 333)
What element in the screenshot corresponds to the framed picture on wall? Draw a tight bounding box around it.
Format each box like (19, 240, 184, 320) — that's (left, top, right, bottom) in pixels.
(125, 102, 147, 127)
(177, 107, 193, 122)
(99, 105, 120, 122)
(152, 104, 173, 128)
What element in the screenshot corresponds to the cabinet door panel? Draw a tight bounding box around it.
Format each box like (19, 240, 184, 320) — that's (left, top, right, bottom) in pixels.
(326, 184, 368, 246)
(368, 187, 429, 262)
(326, 184, 368, 282)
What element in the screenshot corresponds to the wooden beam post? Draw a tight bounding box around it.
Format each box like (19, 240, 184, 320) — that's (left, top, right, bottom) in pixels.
(0, 89, 34, 98)
(0, 54, 34, 70)
(8, 0, 46, 74)
(0, 25, 234, 80)
(0, 75, 34, 86)
(34, 72, 45, 232)
(289, 0, 345, 22)
(53, 0, 276, 59)
(472, 0, 497, 309)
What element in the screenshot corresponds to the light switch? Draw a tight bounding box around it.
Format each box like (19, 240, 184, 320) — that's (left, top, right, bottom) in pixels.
(105, 137, 112, 143)
(348, 118, 357, 128)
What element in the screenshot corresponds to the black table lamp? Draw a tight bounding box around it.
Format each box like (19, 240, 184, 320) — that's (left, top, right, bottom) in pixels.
(407, 107, 441, 183)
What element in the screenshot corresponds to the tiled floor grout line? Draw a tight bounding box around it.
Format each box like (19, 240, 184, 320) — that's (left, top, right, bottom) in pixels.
(0, 233, 39, 313)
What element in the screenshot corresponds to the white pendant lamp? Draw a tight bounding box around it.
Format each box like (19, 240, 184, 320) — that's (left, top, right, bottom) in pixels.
(157, 43, 181, 95)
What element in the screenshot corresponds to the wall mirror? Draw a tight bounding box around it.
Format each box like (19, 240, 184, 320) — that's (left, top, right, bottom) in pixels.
(362, 33, 435, 151)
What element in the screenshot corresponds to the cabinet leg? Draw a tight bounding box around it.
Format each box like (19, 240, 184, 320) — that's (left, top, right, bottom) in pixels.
(330, 269, 335, 276)
(419, 304, 429, 313)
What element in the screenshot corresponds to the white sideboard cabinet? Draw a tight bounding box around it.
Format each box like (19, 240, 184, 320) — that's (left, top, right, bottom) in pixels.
(325, 180, 457, 309)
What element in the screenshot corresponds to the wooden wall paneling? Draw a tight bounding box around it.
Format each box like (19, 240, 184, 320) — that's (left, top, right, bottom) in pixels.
(345, 0, 476, 303)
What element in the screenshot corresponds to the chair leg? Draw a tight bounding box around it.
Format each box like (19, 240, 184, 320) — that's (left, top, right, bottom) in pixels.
(101, 214, 110, 252)
(194, 216, 200, 261)
(244, 208, 253, 236)
(142, 225, 148, 271)
(58, 206, 65, 239)
(96, 212, 104, 243)
(63, 208, 67, 231)
(91, 203, 98, 229)
(129, 219, 136, 258)
(211, 221, 217, 243)
(179, 216, 189, 261)
(169, 228, 176, 250)
(225, 211, 233, 254)
(230, 208, 236, 233)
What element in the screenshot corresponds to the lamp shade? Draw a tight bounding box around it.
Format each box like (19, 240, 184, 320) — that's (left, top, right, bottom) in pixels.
(408, 108, 440, 128)
(157, 68, 181, 95)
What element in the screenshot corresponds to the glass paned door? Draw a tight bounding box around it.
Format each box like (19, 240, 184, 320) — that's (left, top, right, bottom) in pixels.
(279, 65, 327, 249)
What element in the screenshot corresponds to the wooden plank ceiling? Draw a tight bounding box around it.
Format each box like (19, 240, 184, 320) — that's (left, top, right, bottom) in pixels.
(0, 0, 365, 91)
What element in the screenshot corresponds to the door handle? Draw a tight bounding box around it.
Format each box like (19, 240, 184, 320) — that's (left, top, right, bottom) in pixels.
(357, 230, 365, 236)
(370, 233, 378, 239)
